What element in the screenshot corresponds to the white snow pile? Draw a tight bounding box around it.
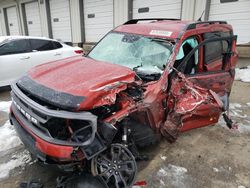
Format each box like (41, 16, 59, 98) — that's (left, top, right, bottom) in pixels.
(0, 120, 22, 153)
(218, 103, 250, 134)
(212, 166, 232, 173)
(160, 155, 167, 161)
(156, 164, 189, 187)
(235, 66, 250, 82)
(0, 101, 12, 113)
(236, 122, 250, 134)
(0, 150, 31, 180)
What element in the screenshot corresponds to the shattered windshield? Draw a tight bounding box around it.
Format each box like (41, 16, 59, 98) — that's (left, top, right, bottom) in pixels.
(88, 32, 172, 79)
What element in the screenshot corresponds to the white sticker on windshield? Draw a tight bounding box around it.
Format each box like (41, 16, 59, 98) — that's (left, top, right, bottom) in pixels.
(149, 30, 172, 37)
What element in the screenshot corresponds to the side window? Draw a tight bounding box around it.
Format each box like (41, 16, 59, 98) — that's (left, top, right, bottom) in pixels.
(177, 36, 234, 75)
(53, 41, 63, 49)
(203, 32, 230, 64)
(0, 39, 30, 56)
(30, 39, 55, 51)
(175, 37, 199, 74)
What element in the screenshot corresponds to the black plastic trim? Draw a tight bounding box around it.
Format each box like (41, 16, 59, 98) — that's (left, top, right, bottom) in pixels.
(17, 75, 85, 111)
(186, 21, 228, 30)
(123, 18, 181, 25)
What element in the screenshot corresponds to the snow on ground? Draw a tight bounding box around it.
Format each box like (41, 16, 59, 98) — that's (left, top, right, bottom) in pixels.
(155, 164, 190, 187)
(0, 150, 31, 180)
(0, 101, 12, 113)
(160, 155, 167, 161)
(0, 120, 22, 153)
(0, 100, 28, 180)
(236, 122, 250, 134)
(218, 102, 250, 134)
(0, 100, 22, 153)
(235, 66, 250, 82)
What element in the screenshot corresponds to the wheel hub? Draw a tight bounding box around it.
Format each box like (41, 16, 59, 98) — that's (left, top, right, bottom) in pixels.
(91, 144, 137, 188)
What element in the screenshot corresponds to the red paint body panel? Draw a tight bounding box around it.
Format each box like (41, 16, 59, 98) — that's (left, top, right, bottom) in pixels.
(114, 20, 190, 39)
(10, 19, 238, 164)
(28, 56, 136, 110)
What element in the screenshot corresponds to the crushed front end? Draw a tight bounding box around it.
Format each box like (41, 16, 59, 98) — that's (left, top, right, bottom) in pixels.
(10, 77, 108, 170)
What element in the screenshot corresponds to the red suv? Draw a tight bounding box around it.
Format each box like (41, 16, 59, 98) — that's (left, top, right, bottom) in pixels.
(10, 19, 238, 187)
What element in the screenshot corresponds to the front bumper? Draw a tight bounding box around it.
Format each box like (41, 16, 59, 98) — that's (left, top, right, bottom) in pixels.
(10, 82, 106, 162)
(10, 109, 75, 161)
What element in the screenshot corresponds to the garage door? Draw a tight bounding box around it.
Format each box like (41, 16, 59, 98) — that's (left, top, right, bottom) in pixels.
(25, 1, 42, 36)
(209, 0, 250, 44)
(133, 0, 182, 19)
(6, 6, 20, 35)
(84, 0, 114, 43)
(50, 0, 72, 42)
(0, 16, 3, 36)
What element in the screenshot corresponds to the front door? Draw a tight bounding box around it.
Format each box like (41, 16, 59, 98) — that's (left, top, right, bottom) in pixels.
(163, 34, 237, 138)
(0, 39, 32, 86)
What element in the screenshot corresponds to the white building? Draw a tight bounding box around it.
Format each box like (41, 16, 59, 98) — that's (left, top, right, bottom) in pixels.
(0, 0, 249, 46)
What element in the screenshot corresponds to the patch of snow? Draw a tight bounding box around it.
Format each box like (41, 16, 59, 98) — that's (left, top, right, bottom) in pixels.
(213, 167, 219, 172)
(157, 164, 187, 177)
(246, 103, 250, 107)
(238, 185, 246, 188)
(229, 103, 242, 110)
(0, 120, 22, 152)
(156, 164, 188, 187)
(212, 166, 233, 174)
(160, 155, 167, 161)
(0, 101, 12, 113)
(235, 66, 250, 82)
(0, 150, 31, 180)
(160, 179, 165, 186)
(158, 168, 168, 177)
(237, 123, 250, 134)
(230, 110, 247, 118)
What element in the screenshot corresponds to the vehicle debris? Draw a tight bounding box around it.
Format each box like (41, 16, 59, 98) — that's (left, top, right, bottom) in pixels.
(9, 18, 238, 187)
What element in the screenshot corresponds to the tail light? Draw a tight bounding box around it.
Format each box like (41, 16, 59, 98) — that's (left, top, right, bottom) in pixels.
(74, 49, 83, 54)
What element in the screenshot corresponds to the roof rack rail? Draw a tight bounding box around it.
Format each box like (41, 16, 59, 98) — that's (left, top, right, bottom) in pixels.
(186, 21, 227, 30)
(123, 18, 181, 25)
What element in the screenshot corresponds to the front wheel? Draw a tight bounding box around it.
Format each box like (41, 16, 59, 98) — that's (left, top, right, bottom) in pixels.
(91, 143, 137, 188)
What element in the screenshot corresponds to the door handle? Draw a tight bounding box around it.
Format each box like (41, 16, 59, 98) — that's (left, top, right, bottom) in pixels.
(54, 52, 61, 56)
(20, 56, 30, 60)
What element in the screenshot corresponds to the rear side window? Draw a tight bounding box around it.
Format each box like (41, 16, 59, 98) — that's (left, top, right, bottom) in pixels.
(0, 39, 30, 56)
(204, 32, 230, 64)
(30, 39, 55, 51)
(53, 41, 63, 49)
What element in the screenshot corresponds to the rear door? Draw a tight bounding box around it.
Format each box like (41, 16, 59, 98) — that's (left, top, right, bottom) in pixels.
(29, 39, 63, 67)
(168, 34, 237, 132)
(0, 39, 31, 86)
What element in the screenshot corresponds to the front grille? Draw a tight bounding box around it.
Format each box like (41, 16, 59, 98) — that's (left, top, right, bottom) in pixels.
(11, 82, 97, 147)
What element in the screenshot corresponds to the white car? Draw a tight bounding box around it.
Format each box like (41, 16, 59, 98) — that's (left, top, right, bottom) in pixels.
(0, 36, 84, 87)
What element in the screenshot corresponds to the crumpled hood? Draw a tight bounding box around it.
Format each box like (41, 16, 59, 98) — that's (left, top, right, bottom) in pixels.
(19, 56, 136, 110)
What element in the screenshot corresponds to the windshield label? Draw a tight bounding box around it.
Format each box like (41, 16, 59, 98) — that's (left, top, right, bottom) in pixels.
(149, 30, 172, 37)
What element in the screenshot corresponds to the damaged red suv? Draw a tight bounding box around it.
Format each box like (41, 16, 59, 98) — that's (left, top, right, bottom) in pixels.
(10, 19, 238, 187)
